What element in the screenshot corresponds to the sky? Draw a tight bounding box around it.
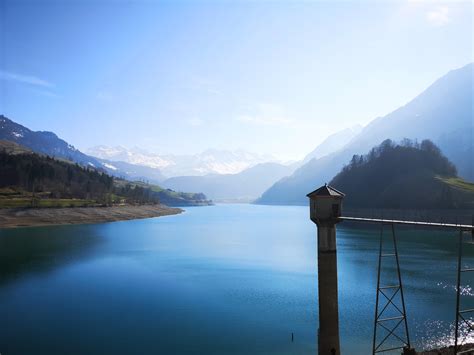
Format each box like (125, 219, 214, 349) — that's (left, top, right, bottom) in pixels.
(0, 0, 472, 161)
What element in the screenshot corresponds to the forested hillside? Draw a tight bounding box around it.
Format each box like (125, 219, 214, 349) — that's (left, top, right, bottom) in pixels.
(0, 145, 211, 208)
(330, 139, 474, 209)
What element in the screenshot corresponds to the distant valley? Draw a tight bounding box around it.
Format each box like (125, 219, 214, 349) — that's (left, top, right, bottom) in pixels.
(162, 162, 296, 202)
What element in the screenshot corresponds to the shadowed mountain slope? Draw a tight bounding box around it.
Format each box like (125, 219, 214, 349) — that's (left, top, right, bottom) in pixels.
(330, 139, 474, 209)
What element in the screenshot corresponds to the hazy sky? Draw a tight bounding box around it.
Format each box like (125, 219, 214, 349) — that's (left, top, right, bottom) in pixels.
(1, 0, 472, 160)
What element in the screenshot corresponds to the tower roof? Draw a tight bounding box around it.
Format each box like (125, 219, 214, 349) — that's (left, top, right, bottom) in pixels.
(306, 184, 345, 198)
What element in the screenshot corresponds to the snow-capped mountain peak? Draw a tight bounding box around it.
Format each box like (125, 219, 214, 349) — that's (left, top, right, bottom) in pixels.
(86, 146, 279, 177)
(87, 145, 173, 169)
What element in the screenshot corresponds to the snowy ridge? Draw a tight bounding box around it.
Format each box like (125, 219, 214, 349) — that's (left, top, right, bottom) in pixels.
(87, 146, 280, 177)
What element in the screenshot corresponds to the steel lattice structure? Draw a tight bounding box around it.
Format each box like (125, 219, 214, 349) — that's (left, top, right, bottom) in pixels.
(372, 223, 411, 354)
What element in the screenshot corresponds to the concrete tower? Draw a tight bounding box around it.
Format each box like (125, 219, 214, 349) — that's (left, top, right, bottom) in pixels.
(307, 184, 344, 355)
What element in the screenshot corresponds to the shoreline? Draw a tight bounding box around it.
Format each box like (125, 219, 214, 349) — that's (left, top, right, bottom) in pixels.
(0, 204, 183, 229)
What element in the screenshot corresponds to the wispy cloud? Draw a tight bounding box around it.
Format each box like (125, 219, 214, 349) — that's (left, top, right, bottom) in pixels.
(236, 103, 292, 126)
(402, 1, 454, 27)
(426, 6, 451, 26)
(0, 70, 54, 88)
(32, 89, 60, 98)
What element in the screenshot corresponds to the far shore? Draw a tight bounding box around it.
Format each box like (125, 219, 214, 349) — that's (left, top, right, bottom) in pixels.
(0, 204, 183, 229)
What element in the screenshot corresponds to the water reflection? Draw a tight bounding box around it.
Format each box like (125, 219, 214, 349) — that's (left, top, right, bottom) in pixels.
(0, 224, 104, 285)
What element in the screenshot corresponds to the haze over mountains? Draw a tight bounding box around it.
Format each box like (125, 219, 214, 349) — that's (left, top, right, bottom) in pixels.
(85, 146, 298, 201)
(1, 63, 472, 205)
(162, 162, 295, 202)
(87, 145, 280, 177)
(85, 124, 363, 201)
(158, 124, 367, 201)
(0, 114, 298, 202)
(257, 63, 473, 205)
(302, 125, 362, 164)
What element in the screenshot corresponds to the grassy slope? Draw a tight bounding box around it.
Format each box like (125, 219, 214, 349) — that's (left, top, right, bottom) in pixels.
(0, 140, 33, 154)
(0, 179, 211, 209)
(114, 180, 212, 206)
(437, 176, 474, 193)
(0, 187, 98, 208)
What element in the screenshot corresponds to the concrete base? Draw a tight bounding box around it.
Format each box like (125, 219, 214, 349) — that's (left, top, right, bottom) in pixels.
(317, 224, 340, 355)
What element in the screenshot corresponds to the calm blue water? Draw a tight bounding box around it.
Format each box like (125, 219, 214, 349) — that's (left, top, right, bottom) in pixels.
(0, 204, 473, 354)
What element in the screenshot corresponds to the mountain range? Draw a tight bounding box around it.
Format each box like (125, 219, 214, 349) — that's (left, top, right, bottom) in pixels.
(87, 145, 280, 177)
(2, 63, 472, 206)
(0, 115, 169, 184)
(0, 115, 99, 167)
(86, 124, 362, 201)
(256, 63, 473, 205)
(0, 115, 300, 201)
(0, 114, 300, 202)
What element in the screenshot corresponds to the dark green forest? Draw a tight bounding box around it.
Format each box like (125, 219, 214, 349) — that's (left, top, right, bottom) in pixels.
(0, 151, 161, 206)
(330, 139, 474, 209)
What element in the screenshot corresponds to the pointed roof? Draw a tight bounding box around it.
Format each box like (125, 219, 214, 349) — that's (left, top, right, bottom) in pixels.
(306, 184, 345, 198)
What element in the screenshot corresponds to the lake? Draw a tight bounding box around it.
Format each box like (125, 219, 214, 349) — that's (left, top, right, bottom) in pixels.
(1, 204, 473, 354)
